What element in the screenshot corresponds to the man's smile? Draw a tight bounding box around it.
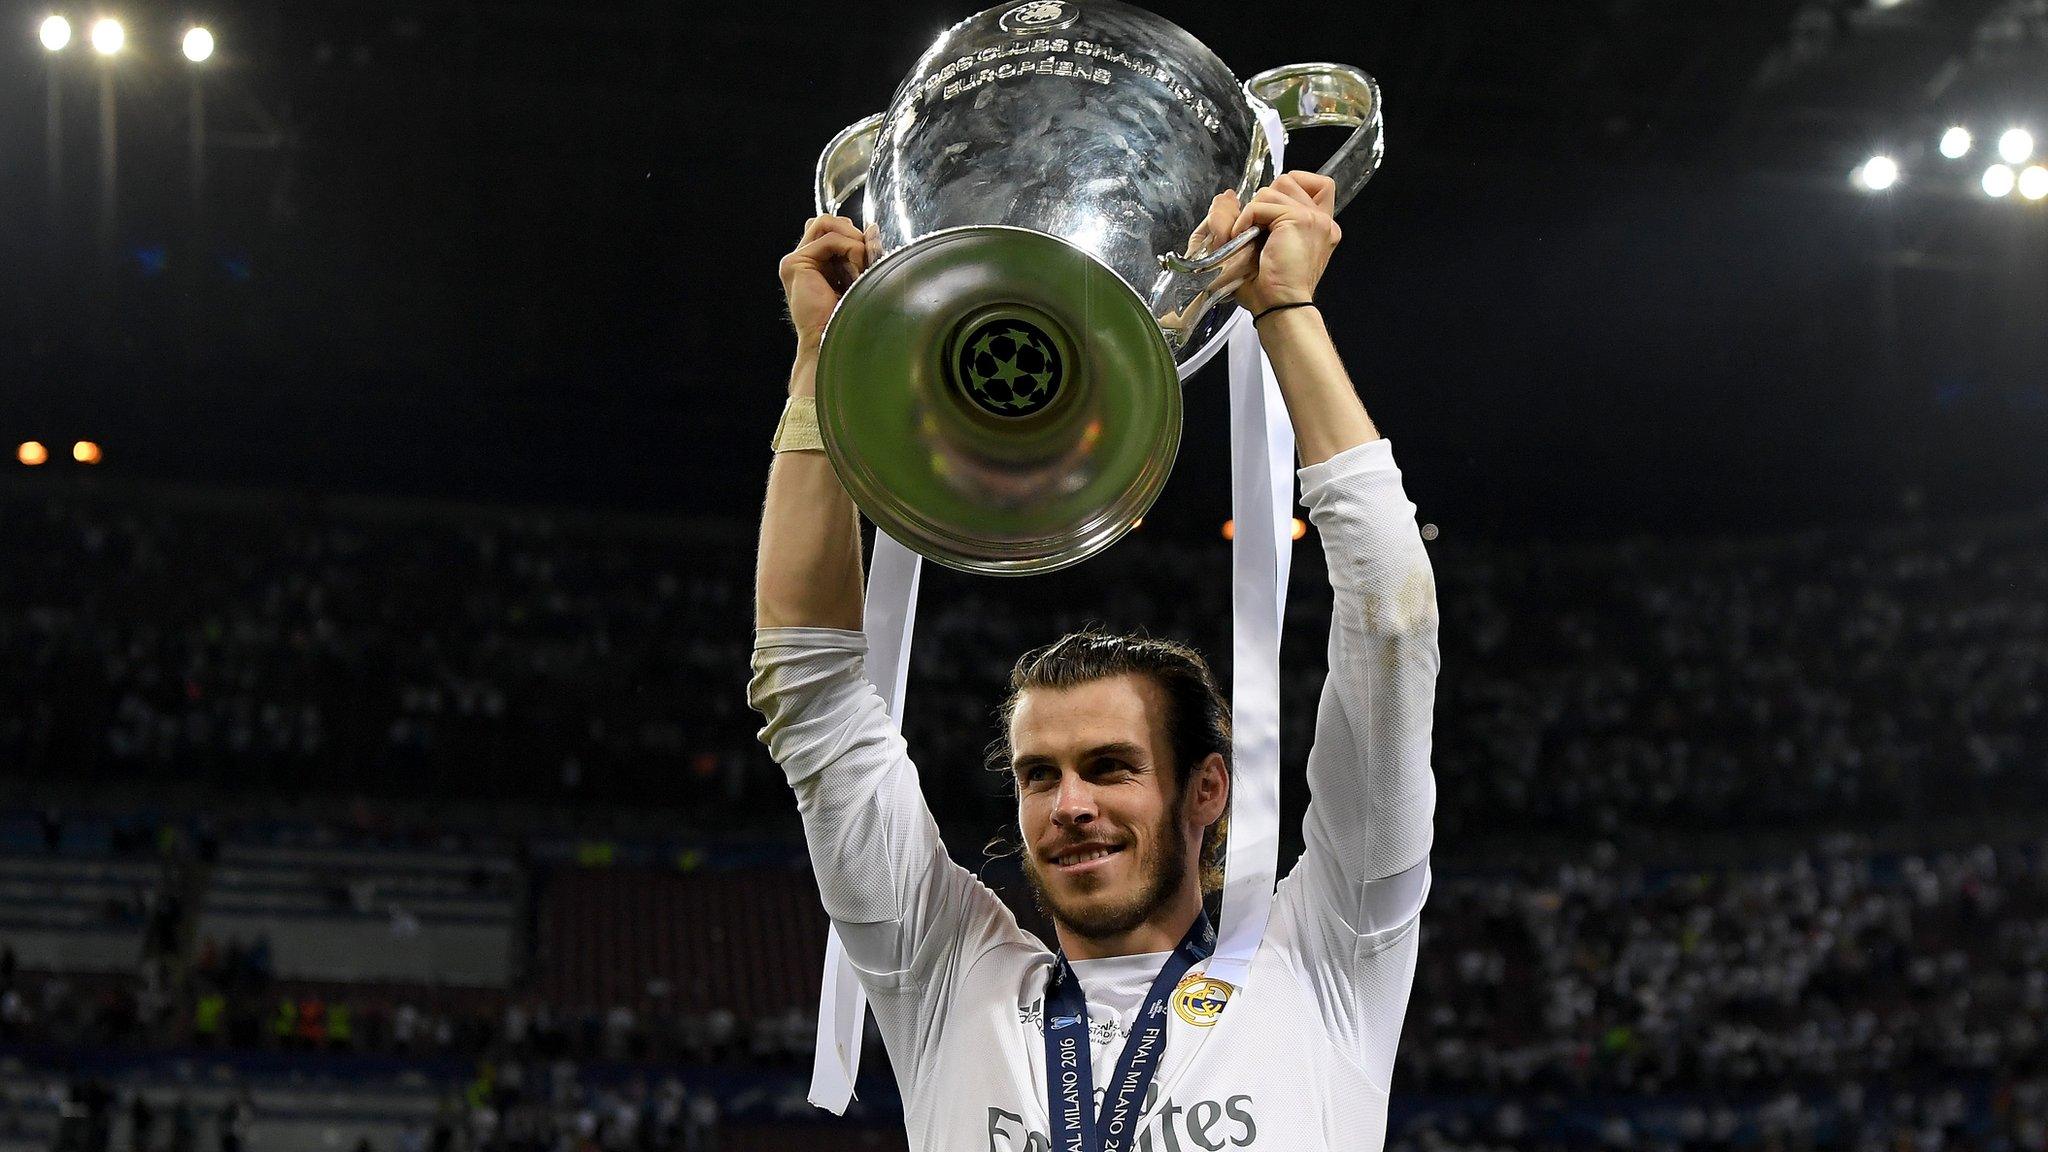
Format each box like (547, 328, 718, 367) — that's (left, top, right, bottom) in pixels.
(1050, 842, 1127, 872)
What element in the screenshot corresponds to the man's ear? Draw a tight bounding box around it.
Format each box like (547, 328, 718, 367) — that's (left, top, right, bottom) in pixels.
(1187, 752, 1228, 825)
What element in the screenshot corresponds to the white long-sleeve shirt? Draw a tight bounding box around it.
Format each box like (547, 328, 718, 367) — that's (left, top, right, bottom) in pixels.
(748, 437, 1440, 1152)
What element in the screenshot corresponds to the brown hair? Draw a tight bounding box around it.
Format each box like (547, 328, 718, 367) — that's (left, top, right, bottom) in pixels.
(986, 629, 1231, 896)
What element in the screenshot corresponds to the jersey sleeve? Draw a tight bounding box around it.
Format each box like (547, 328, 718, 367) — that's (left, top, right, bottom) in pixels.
(747, 627, 1034, 1087)
(1273, 437, 1440, 1093)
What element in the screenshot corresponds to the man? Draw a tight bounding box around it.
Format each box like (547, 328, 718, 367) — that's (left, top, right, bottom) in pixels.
(751, 169, 1439, 1151)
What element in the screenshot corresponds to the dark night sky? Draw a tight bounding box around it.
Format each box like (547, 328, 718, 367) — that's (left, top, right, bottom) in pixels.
(2, 0, 2044, 542)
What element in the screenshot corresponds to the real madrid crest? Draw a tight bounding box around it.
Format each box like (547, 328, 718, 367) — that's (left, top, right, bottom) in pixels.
(1172, 974, 1232, 1027)
(999, 1, 1080, 33)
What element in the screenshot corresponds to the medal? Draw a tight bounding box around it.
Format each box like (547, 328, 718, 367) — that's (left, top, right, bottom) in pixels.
(1041, 913, 1219, 1152)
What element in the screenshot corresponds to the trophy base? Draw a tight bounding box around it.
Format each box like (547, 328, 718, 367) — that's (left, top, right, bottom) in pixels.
(816, 225, 1181, 577)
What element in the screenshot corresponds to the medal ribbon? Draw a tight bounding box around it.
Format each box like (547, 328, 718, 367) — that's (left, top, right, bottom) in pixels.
(1042, 912, 1215, 1152)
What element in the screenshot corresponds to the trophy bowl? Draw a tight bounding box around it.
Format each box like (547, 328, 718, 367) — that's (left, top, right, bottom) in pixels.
(813, 0, 1382, 575)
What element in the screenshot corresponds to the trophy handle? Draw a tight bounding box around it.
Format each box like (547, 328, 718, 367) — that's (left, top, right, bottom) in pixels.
(1157, 65, 1381, 280)
(1243, 63, 1384, 216)
(815, 112, 885, 218)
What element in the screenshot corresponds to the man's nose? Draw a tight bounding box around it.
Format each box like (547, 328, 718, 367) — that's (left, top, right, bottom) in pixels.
(1052, 774, 1097, 825)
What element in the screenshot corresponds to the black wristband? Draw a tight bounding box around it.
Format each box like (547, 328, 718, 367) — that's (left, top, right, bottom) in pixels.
(1252, 300, 1317, 323)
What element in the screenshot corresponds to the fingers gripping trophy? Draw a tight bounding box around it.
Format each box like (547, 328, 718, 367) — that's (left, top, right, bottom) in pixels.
(784, 0, 1383, 574)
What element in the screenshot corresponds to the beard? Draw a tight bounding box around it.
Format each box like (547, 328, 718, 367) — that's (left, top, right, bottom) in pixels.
(1021, 785, 1190, 945)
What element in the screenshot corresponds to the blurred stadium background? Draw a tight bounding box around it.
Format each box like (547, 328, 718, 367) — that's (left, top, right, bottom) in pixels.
(4, 0, 2047, 1150)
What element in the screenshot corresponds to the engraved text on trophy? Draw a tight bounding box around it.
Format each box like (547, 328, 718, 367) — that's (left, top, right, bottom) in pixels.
(907, 38, 1225, 132)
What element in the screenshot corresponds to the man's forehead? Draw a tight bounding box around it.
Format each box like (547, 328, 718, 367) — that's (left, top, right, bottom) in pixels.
(1009, 675, 1166, 756)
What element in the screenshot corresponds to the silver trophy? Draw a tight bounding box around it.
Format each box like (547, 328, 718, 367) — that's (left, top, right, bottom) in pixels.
(813, 0, 1381, 575)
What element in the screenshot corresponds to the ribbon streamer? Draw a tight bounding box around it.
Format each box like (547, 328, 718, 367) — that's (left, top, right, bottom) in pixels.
(808, 105, 1293, 1113)
(806, 531, 923, 1110)
(1205, 99, 1292, 989)
(1206, 296, 1292, 989)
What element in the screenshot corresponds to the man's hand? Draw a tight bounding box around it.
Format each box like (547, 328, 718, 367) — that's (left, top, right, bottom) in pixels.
(779, 215, 882, 358)
(759, 214, 875, 631)
(1193, 171, 1343, 315)
(1191, 170, 1375, 464)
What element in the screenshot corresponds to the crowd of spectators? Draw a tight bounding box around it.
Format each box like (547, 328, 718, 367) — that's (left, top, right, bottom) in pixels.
(7, 480, 2048, 1148)
(2, 961, 825, 1072)
(1388, 1071, 2048, 1152)
(1428, 520, 2048, 837)
(33, 1079, 249, 1152)
(12, 834, 2047, 1100)
(5, 968, 738, 1152)
(10, 833, 2048, 1149)
(1401, 839, 2048, 1095)
(441, 1061, 723, 1152)
(0, 487, 753, 811)
(5, 484, 2043, 840)
(20, 1070, 724, 1152)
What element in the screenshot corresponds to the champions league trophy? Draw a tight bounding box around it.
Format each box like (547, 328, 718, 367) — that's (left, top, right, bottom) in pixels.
(812, 0, 1383, 575)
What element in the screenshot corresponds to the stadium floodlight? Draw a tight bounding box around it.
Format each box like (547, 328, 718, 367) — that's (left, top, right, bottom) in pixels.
(73, 441, 103, 464)
(89, 16, 122, 55)
(1982, 164, 2016, 198)
(17, 442, 50, 466)
(1939, 126, 1972, 159)
(182, 26, 211, 61)
(1855, 155, 1900, 191)
(40, 14, 71, 50)
(2021, 165, 2048, 202)
(1999, 128, 2035, 165)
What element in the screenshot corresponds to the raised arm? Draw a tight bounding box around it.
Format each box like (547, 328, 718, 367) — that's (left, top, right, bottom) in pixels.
(749, 216, 1029, 1087)
(1209, 173, 1439, 1089)
(755, 215, 877, 632)
(1221, 172, 1434, 912)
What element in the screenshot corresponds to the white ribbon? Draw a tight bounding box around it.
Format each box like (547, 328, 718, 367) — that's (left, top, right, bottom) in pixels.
(1207, 101, 1290, 989)
(808, 106, 1293, 1112)
(1204, 309, 1293, 988)
(808, 531, 922, 1111)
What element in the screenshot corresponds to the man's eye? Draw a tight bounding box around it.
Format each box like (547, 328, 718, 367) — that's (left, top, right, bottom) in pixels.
(1023, 766, 1054, 784)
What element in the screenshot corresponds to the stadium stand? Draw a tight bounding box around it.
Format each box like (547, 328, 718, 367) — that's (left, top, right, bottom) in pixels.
(535, 868, 825, 1021)
(6, 481, 2043, 845)
(0, 850, 157, 975)
(6, 479, 2048, 1149)
(198, 843, 516, 987)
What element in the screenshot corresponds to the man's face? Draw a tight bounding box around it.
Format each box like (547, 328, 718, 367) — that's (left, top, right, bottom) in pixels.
(1010, 674, 1192, 944)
